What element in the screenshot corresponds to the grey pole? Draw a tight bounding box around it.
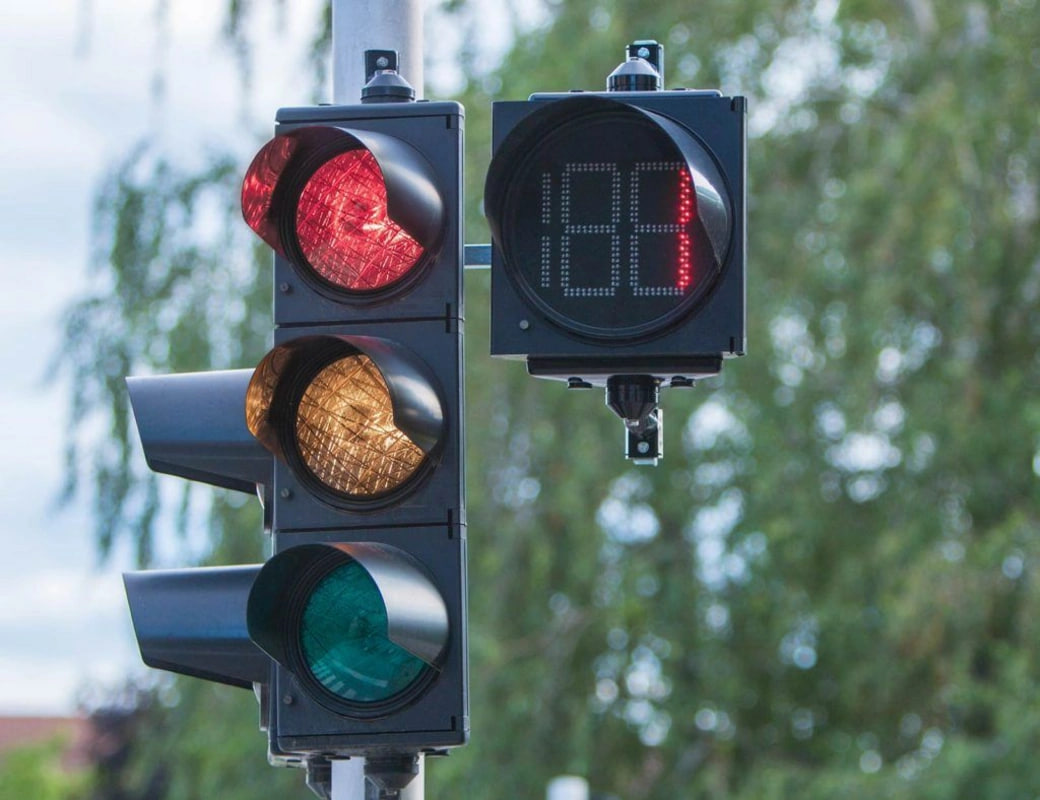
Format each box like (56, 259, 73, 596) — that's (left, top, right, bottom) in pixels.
(332, 0, 423, 103)
(328, 0, 425, 797)
(331, 759, 365, 800)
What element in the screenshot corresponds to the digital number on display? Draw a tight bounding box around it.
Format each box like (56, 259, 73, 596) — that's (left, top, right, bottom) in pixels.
(537, 161, 695, 299)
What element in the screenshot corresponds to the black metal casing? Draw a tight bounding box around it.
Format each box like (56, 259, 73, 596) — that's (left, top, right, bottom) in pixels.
(124, 99, 468, 763)
(273, 103, 464, 328)
(265, 101, 468, 757)
(264, 524, 466, 756)
(486, 91, 747, 385)
(124, 565, 268, 689)
(123, 371, 274, 692)
(126, 369, 271, 494)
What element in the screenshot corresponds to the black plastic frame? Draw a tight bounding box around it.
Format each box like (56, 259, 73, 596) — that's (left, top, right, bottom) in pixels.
(487, 97, 732, 344)
(263, 101, 467, 757)
(272, 103, 464, 328)
(270, 320, 463, 533)
(126, 369, 272, 493)
(487, 90, 746, 385)
(267, 524, 468, 755)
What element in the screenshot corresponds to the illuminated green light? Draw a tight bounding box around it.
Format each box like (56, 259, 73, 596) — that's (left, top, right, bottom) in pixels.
(300, 560, 426, 704)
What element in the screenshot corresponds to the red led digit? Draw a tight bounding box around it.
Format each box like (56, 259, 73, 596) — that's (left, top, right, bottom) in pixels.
(676, 168, 693, 292)
(295, 149, 425, 292)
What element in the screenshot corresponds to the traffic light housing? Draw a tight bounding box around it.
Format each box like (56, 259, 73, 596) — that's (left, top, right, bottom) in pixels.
(122, 77, 466, 779)
(485, 91, 746, 381)
(484, 44, 746, 463)
(243, 97, 466, 757)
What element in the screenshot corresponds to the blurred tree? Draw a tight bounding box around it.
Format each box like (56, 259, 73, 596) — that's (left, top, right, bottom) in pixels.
(0, 735, 88, 800)
(59, 0, 1040, 797)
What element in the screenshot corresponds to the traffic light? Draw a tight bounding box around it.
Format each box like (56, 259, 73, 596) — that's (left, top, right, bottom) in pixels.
(484, 41, 746, 463)
(239, 73, 466, 759)
(122, 54, 465, 791)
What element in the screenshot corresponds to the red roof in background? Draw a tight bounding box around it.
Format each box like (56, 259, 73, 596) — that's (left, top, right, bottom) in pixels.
(0, 716, 92, 770)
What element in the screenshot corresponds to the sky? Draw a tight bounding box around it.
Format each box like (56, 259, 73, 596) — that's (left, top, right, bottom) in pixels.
(0, 0, 522, 719)
(0, 0, 324, 717)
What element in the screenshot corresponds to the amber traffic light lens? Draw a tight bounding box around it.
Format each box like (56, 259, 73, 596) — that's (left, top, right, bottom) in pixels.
(294, 353, 426, 498)
(295, 149, 425, 293)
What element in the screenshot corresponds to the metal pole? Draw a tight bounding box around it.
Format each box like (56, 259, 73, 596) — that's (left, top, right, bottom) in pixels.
(329, 0, 423, 795)
(405, 756, 426, 800)
(332, 0, 423, 103)
(330, 760, 364, 800)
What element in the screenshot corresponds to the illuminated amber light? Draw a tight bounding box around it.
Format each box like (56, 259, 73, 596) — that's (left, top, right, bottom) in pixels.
(245, 346, 291, 457)
(295, 149, 425, 292)
(295, 354, 425, 497)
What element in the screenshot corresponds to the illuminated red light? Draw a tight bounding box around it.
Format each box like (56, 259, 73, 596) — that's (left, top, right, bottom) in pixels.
(295, 149, 425, 292)
(676, 168, 694, 292)
(242, 136, 299, 255)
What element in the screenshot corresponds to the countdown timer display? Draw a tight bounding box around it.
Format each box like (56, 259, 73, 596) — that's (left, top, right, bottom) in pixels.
(488, 98, 733, 341)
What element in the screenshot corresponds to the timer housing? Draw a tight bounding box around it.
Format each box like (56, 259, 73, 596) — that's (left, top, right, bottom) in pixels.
(485, 90, 746, 387)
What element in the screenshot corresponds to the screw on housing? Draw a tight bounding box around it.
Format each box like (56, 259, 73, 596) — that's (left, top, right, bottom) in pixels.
(628, 418, 663, 465)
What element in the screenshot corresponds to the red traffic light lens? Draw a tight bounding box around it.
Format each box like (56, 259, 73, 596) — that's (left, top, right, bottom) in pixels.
(242, 127, 444, 299)
(241, 135, 297, 255)
(295, 149, 425, 293)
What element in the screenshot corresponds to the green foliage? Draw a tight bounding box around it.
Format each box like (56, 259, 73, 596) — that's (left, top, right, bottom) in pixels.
(437, 0, 1040, 795)
(56, 146, 271, 565)
(0, 736, 88, 800)
(64, 0, 1040, 796)
(82, 681, 309, 800)
(137, 682, 307, 800)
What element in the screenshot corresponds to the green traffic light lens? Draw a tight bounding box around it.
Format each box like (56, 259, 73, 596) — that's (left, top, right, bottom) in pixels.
(300, 559, 427, 705)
